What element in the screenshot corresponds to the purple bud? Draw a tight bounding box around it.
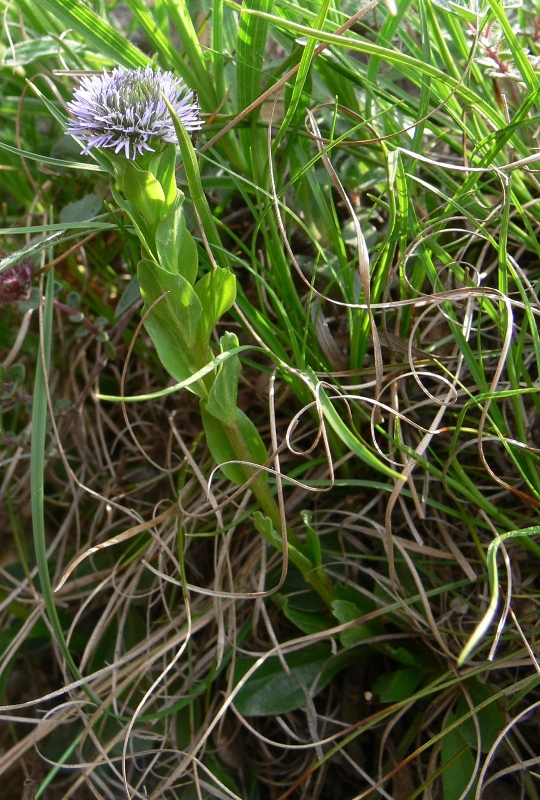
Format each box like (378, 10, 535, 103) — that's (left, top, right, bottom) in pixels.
(0, 260, 35, 305)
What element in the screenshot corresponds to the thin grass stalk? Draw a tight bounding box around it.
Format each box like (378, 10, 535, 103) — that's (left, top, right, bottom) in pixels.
(31, 268, 81, 679)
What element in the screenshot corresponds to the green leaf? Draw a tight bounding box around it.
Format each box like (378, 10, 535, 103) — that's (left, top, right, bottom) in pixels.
(455, 678, 506, 753)
(276, 594, 331, 635)
(201, 404, 268, 485)
(115, 161, 166, 244)
(163, 96, 229, 270)
(115, 277, 141, 319)
(139, 258, 202, 347)
(235, 407, 270, 474)
(194, 268, 237, 343)
(300, 510, 322, 568)
(373, 667, 423, 703)
(111, 183, 153, 255)
(147, 145, 178, 208)
(138, 258, 209, 396)
(155, 194, 198, 282)
(8, 364, 26, 385)
(232, 642, 354, 717)
(34, 0, 148, 69)
(383, 644, 418, 667)
(441, 711, 476, 800)
(253, 510, 282, 549)
(252, 512, 313, 573)
(206, 333, 242, 425)
(331, 599, 377, 647)
(301, 369, 405, 480)
(59, 194, 103, 224)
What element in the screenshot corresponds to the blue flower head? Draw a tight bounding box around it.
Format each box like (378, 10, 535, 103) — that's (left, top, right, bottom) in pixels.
(66, 66, 203, 161)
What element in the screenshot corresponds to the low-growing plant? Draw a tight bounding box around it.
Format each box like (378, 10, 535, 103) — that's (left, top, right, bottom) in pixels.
(1, 0, 540, 798)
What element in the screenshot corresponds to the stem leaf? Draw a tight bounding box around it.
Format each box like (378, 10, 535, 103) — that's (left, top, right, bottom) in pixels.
(138, 258, 208, 396)
(194, 267, 237, 342)
(201, 403, 268, 485)
(155, 193, 198, 282)
(206, 333, 242, 426)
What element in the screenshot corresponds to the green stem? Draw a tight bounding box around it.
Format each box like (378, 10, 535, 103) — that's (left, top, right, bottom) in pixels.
(222, 419, 336, 607)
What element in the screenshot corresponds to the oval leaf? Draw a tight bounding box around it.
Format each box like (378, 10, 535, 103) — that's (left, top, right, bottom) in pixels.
(138, 258, 209, 395)
(233, 642, 354, 717)
(206, 333, 241, 425)
(155, 194, 198, 283)
(194, 268, 237, 343)
(60, 194, 103, 223)
(201, 404, 268, 485)
(455, 678, 506, 753)
(441, 711, 477, 800)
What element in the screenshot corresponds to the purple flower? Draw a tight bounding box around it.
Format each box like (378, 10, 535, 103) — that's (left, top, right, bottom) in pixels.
(0, 260, 34, 305)
(66, 66, 203, 161)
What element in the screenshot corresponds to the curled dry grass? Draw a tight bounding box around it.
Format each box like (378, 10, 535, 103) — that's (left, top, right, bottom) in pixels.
(2, 173, 540, 800)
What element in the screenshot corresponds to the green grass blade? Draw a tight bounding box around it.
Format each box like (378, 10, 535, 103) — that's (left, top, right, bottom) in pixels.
(0, 139, 104, 171)
(485, 0, 540, 92)
(121, 0, 206, 93)
(274, 0, 331, 146)
(458, 526, 540, 665)
(212, 0, 226, 101)
(236, 0, 274, 112)
(161, 0, 218, 108)
(238, 7, 507, 129)
(35, 0, 148, 68)
(31, 269, 81, 680)
(165, 96, 229, 269)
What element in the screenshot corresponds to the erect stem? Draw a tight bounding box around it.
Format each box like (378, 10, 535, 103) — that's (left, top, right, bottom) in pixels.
(222, 419, 336, 607)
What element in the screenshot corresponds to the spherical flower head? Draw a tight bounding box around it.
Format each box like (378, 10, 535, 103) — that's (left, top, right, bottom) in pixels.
(66, 66, 203, 161)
